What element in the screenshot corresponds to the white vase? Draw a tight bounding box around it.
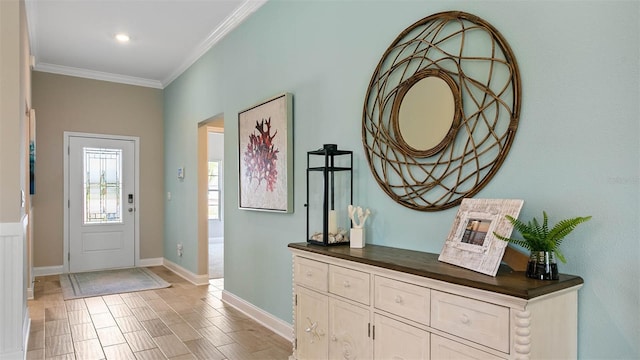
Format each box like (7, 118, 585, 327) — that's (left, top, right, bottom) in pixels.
(350, 228, 365, 248)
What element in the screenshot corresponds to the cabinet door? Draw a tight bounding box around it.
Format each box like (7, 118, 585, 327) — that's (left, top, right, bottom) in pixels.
(374, 314, 430, 360)
(296, 286, 329, 359)
(431, 334, 505, 360)
(329, 298, 371, 359)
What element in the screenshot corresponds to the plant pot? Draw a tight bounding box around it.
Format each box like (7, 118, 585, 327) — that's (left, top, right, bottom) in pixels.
(526, 251, 559, 280)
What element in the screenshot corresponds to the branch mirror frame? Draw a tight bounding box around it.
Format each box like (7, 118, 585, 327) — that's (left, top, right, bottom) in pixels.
(363, 11, 521, 211)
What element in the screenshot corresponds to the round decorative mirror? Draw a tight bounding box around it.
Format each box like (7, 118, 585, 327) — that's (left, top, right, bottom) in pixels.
(392, 69, 461, 157)
(363, 11, 521, 211)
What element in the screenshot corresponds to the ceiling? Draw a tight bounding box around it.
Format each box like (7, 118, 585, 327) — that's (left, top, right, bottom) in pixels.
(25, 0, 267, 89)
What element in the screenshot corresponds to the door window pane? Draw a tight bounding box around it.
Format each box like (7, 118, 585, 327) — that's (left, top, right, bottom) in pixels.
(208, 161, 220, 220)
(84, 147, 123, 224)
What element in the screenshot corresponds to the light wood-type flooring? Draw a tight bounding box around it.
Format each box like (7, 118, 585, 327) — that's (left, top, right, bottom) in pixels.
(26, 266, 291, 359)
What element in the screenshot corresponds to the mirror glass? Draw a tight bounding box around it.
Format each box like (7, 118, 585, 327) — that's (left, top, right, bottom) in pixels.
(398, 76, 455, 151)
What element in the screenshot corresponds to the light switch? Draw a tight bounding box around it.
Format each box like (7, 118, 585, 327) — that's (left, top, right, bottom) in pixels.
(167, 192, 172, 201)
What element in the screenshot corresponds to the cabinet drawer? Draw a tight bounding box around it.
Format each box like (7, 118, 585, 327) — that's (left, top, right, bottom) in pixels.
(295, 257, 328, 292)
(431, 334, 505, 360)
(374, 276, 430, 325)
(431, 290, 509, 353)
(329, 265, 370, 305)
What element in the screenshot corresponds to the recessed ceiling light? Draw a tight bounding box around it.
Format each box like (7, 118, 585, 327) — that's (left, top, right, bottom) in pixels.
(115, 33, 130, 43)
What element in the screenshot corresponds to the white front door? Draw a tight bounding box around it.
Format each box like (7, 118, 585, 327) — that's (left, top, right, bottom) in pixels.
(68, 135, 136, 273)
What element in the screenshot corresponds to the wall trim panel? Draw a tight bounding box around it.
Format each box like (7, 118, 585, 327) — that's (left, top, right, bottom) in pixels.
(0, 219, 29, 359)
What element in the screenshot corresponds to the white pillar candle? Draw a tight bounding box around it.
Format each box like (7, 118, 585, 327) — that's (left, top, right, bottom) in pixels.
(328, 210, 338, 234)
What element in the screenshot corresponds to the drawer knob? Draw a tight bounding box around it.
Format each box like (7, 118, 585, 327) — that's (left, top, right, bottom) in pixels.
(331, 335, 337, 342)
(343, 280, 351, 288)
(395, 295, 403, 304)
(460, 314, 470, 324)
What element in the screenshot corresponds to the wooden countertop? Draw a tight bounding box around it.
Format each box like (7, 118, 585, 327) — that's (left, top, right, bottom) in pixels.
(288, 242, 583, 300)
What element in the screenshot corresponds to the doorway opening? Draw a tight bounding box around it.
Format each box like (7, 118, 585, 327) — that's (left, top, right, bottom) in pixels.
(198, 118, 224, 281)
(207, 132, 224, 279)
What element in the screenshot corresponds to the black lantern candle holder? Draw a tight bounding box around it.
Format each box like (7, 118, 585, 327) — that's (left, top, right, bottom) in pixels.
(306, 144, 353, 246)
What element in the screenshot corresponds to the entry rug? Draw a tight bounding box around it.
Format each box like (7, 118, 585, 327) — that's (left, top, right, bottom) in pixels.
(60, 267, 171, 300)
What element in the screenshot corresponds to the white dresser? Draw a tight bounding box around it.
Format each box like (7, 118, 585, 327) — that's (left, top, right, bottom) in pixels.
(289, 243, 583, 360)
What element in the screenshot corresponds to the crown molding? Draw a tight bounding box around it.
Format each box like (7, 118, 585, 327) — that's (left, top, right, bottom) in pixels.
(161, 0, 268, 87)
(35, 63, 164, 89)
(25, 0, 39, 61)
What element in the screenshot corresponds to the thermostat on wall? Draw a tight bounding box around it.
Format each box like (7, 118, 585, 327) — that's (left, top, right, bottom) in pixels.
(177, 167, 185, 180)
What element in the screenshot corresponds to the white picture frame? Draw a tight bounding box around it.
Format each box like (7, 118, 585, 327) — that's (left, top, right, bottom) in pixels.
(438, 198, 524, 276)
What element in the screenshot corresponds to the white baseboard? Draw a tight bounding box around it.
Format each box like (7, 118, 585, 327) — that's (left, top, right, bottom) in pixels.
(222, 290, 293, 342)
(33, 265, 64, 277)
(139, 257, 163, 267)
(162, 258, 209, 286)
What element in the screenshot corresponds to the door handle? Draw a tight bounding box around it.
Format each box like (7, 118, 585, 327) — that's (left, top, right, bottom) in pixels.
(128, 208, 134, 212)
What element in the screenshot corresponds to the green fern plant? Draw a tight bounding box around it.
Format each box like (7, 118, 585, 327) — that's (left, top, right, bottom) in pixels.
(493, 211, 592, 263)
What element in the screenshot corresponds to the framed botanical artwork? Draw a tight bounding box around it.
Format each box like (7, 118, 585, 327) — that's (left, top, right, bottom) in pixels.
(438, 198, 524, 276)
(29, 108, 36, 195)
(238, 93, 293, 212)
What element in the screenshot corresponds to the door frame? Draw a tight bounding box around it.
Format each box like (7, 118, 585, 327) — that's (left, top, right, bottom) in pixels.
(63, 131, 141, 273)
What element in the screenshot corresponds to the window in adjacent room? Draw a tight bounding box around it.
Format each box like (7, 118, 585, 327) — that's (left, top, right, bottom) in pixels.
(208, 160, 221, 220)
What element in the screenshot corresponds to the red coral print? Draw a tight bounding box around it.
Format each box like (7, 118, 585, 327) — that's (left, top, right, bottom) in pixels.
(244, 118, 279, 191)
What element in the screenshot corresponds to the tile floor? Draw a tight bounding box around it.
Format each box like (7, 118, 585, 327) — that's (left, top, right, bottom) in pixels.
(26, 266, 292, 359)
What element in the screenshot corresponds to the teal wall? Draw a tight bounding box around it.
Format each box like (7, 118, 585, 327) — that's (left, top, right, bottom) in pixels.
(164, 1, 639, 358)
